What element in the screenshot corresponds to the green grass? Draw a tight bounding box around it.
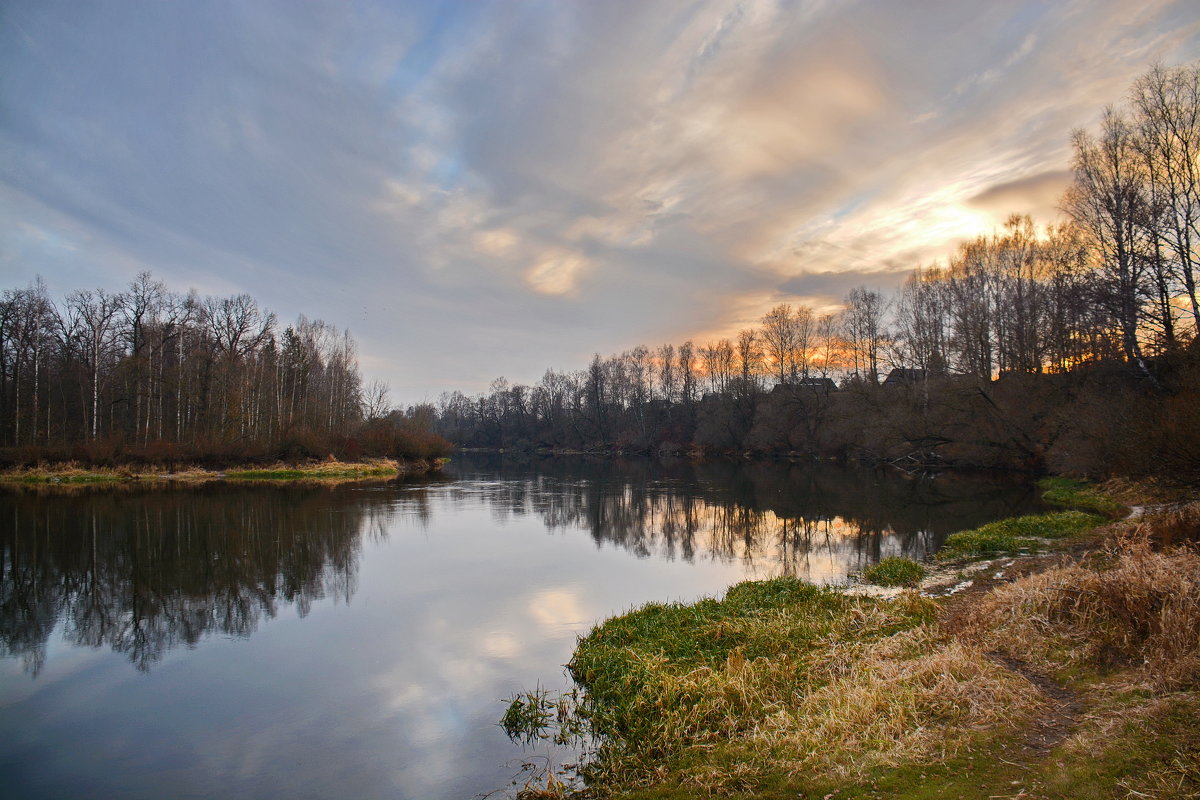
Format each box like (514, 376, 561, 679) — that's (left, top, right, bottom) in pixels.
(503, 579, 939, 793)
(1, 472, 126, 484)
(224, 469, 312, 479)
(567, 580, 929, 708)
(936, 511, 1105, 561)
(1039, 477, 1127, 519)
(609, 731, 1033, 800)
(862, 556, 926, 587)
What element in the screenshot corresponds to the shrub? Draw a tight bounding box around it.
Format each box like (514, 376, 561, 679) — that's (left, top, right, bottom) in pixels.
(273, 429, 332, 461)
(390, 429, 454, 460)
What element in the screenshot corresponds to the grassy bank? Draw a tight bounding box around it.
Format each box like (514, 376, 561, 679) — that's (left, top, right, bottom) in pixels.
(0, 457, 445, 487)
(1037, 476, 1128, 518)
(503, 482, 1200, 799)
(934, 510, 1105, 561)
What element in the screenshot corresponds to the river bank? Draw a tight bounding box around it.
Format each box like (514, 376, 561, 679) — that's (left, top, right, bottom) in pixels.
(0, 457, 447, 487)
(503, 479, 1200, 800)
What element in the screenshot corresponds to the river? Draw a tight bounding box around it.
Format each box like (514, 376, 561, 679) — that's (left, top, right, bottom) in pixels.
(0, 455, 1043, 799)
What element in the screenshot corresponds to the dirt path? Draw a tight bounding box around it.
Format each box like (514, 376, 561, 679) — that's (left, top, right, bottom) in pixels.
(933, 554, 1089, 791)
(986, 653, 1084, 760)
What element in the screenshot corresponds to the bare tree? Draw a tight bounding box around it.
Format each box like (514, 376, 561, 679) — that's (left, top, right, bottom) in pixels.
(735, 328, 762, 396)
(812, 313, 843, 379)
(994, 215, 1051, 373)
(1065, 108, 1152, 367)
(760, 304, 798, 385)
(841, 287, 887, 383)
(701, 338, 735, 394)
(891, 265, 949, 375)
(63, 288, 125, 440)
(656, 343, 677, 403)
(1132, 63, 1200, 335)
(362, 381, 391, 422)
(1, 280, 54, 445)
(678, 340, 697, 408)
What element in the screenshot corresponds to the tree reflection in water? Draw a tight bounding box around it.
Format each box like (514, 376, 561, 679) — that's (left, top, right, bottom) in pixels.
(0, 459, 1040, 677)
(445, 455, 1042, 579)
(0, 483, 423, 675)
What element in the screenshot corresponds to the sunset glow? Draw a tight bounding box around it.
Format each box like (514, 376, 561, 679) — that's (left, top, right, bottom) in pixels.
(2, 0, 1198, 400)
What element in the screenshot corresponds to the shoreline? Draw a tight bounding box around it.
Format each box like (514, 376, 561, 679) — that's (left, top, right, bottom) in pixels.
(0, 457, 448, 487)
(503, 478, 1200, 799)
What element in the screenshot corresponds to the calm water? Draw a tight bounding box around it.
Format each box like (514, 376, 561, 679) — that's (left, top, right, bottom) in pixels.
(0, 456, 1043, 799)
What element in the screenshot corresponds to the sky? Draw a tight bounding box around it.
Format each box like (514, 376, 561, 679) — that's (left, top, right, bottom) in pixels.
(3, 1, 1199, 404)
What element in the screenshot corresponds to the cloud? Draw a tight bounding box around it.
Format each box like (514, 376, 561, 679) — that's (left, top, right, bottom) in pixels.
(525, 250, 588, 295)
(967, 169, 1073, 221)
(2, 0, 1198, 399)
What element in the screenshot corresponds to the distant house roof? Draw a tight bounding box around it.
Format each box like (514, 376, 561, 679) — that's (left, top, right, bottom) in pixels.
(883, 368, 926, 386)
(798, 377, 837, 392)
(770, 377, 838, 394)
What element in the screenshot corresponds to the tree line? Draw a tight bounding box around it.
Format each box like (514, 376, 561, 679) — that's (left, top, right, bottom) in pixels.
(430, 63, 1200, 482)
(0, 272, 448, 465)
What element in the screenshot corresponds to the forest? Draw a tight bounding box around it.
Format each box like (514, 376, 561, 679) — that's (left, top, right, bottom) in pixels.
(431, 64, 1200, 484)
(0, 273, 448, 467)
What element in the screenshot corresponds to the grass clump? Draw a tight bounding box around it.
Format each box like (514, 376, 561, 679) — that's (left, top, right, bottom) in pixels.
(501, 578, 1048, 796)
(1039, 477, 1127, 519)
(936, 511, 1105, 562)
(862, 556, 926, 587)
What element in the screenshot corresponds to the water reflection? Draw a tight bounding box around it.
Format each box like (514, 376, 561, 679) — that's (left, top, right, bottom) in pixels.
(1, 461, 1039, 678)
(0, 484, 401, 674)
(445, 455, 1041, 579)
(0, 458, 1042, 800)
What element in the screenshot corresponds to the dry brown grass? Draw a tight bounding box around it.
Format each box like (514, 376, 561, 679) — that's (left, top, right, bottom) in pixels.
(1053, 690, 1200, 799)
(0, 458, 409, 486)
(1097, 476, 1189, 505)
(962, 507, 1200, 690)
(725, 625, 1043, 784)
(1144, 500, 1200, 548)
(636, 620, 1045, 795)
